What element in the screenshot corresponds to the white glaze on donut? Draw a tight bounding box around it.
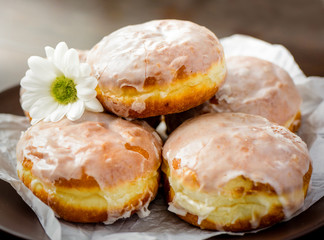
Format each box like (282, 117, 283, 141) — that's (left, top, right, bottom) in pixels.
(163, 113, 311, 218)
(16, 112, 162, 189)
(86, 19, 224, 92)
(206, 56, 301, 126)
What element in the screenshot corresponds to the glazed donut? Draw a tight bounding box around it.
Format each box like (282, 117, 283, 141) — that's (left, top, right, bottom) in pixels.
(162, 113, 312, 232)
(16, 112, 162, 223)
(165, 56, 302, 133)
(86, 19, 226, 118)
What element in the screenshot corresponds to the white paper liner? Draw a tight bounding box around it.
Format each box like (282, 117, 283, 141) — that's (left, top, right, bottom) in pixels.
(0, 34, 324, 240)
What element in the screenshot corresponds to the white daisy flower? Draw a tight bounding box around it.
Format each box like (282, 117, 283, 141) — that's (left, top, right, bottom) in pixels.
(20, 42, 104, 125)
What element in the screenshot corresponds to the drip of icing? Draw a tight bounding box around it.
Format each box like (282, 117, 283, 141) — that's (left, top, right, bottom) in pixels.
(102, 191, 154, 224)
(136, 191, 153, 218)
(103, 208, 133, 225)
(214, 84, 234, 104)
(167, 202, 187, 217)
(197, 217, 204, 225)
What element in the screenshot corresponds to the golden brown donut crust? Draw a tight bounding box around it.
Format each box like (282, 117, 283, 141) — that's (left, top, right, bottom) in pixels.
(162, 162, 312, 232)
(18, 158, 160, 223)
(96, 61, 226, 118)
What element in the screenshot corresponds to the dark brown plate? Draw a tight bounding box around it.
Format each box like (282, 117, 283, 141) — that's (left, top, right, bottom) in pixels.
(0, 86, 323, 240)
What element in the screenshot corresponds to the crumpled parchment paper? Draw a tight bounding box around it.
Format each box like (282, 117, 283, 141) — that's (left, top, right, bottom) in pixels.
(0, 34, 323, 240)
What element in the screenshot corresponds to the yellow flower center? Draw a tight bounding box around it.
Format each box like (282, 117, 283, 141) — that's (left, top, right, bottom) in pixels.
(50, 76, 77, 105)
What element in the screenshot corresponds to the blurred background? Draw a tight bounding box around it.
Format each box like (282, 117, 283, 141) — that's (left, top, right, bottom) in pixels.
(0, 0, 323, 92)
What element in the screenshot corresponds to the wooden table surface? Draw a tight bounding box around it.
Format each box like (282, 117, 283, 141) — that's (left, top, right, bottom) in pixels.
(0, 0, 323, 239)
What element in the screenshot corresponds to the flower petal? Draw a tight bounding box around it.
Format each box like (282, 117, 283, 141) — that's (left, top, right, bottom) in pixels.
(25, 69, 34, 77)
(25, 69, 49, 82)
(29, 96, 58, 119)
(21, 91, 47, 111)
(79, 63, 91, 77)
(66, 100, 85, 121)
(21, 91, 45, 102)
(76, 86, 97, 100)
(53, 42, 68, 71)
(20, 76, 49, 91)
(31, 118, 42, 125)
(49, 104, 70, 122)
(21, 96, 36, 111)
(28, 56, 57, 82)
(45, 46, 54, 60)
(84, 98, 104, 112)
(76, 76, 98, 89)
(63, 48, 80, 79)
